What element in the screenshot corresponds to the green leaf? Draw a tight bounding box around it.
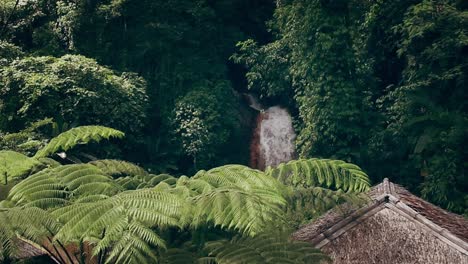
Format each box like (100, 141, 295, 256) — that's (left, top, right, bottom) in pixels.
(266, 159, 370, 192)
(34, 126, 124, 158)
(0, 150, 43, 184)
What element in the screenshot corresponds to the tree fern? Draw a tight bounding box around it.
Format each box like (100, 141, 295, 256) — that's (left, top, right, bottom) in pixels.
(90, 159, 148, 178)
(283, 186, 369, 229)
(34, 126, 124, 158)
(0, 154, 371, 263)
(266, 158, 370, 192)
(191, 186, 286, 236)
(0, 210, 17, 262)
(192, 165, 287, 195)
(52, 188, 190, 263)
(187, 165, 288, 236)
(160, 248, 217, 264)
(288, 187, 366, 213)
(160, 248, 202, 264)
(0, 150, 43, 184)
(8, 164, 121, 209)
(205, 234, 330, 264)
(115, 174, 176, 190)
(0, 207, 70, 263)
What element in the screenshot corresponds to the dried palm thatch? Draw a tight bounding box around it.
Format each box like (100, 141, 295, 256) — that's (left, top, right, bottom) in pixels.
(292, 178, 468, 264)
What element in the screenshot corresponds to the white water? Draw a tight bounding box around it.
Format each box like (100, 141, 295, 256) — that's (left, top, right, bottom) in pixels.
(258, 106, 296, 168)
(247, 94, 296, 169)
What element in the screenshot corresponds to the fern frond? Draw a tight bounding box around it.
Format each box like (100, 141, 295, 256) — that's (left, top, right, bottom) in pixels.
(8, 164, 121, 209)
(193, 165, 286, 195)
(188, 165, 288, 236)
(160, 248, 217, 264)
(285, 187, 368, 229)
(289, 187, 366, 212)
(90, 159, 148, 177)
(149, 174, 177, 186)
(205, 234, 330, 264)
(34, 126, 124, 158)
(0, 210, 17, 261)
(106, 227, 160, 264)
(0, 150, 43, 184)
(0, 207, 74, 263)
(161, 248, 195, 264)
(52, 188, 190, 263)
(7, 207, 62, 241)
(36, 157, 62, 167)
(115, 173, 176, 190)
(191, 187, 285, 236)
(266, 158, 370, 192)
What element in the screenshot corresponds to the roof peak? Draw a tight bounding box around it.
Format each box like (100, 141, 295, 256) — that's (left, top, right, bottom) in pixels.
(292, 178, 468, 253)
(374, 178, 397, 197)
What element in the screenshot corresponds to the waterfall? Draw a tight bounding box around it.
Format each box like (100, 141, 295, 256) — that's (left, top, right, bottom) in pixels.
(246, 94, 296, 170)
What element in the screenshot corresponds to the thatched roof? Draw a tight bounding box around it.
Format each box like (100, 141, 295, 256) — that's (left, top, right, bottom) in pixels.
(292, 178, 468, 263)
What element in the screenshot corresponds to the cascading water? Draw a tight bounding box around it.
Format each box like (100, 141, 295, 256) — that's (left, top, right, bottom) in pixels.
(246, 94, 296, 170)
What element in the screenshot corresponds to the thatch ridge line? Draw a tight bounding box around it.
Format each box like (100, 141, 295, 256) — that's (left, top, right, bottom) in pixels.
(382, 178, 391, 195)
(303, 192, 468, 254)
(388, 199, 468, 253)
(310, 196, 388, 248)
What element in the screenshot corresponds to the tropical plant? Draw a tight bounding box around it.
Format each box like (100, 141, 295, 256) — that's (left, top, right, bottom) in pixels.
(204, 234, 330, 264)
(34, 126, 125, 158)
(0, 54, 148, 134)
(0, 125, 370, 263)
(172, 81, 242, 170)
(0, 125, 125, 186)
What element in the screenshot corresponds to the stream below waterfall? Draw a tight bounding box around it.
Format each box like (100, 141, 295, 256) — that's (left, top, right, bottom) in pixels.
(246, 94, 296, 170)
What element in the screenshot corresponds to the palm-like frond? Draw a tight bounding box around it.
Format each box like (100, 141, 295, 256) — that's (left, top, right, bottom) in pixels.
(188, 165, 288, 236)
(283, 186, 369, 229)
(34, 126, 125, 158)
(5, 207, 62, 244)
(0, 210, 17, 262)
(0, 207, 77, 264)
(1, 154, 370, 263)
(8, 164, 121, 209)
(115, 173, 176, 190)
(266, 158, 370, 192)
(36, 157, 62, 168)
(191, 186, 285, 236)
(52, 188, 190, 263)
(90, 159, 148, 178)
(160, 248, 216, 264)
(205, 234, 330, 264)
(288, 187, 366, 213)
(193, 165, 286, 193)
(0, 150, 43, 184)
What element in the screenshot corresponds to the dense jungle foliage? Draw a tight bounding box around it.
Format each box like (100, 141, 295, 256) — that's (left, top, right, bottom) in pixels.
(0, 0, 466, 262)
(0, 125, 369, 263)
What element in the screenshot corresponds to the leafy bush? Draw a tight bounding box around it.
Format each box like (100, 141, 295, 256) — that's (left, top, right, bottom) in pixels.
(173, 81, 241, 169)
(0, 54, 148, 134)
